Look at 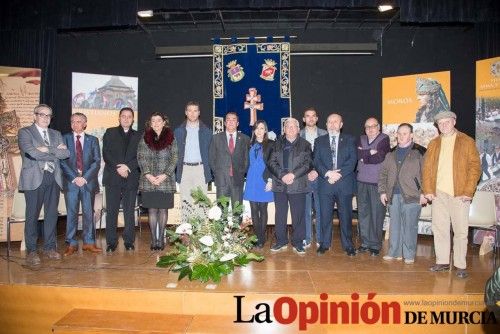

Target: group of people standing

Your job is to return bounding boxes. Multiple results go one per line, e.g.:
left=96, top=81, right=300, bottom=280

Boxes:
left=18, top=103, right=481, bottom=279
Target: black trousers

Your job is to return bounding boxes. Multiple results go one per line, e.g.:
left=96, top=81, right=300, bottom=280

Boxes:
left=105, top=185, right=138, bottom=246
left=273, top=192, right=306, bottom=248
left=250, top=201, right=269, bottom=245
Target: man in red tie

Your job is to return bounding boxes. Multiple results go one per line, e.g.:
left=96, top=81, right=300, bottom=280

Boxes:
left=209, top=112, right=250, bottom=209
left=60, top=113, right=102, bottom=256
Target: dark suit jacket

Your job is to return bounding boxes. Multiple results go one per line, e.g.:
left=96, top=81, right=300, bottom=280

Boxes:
left=102, top=126, right=140, bottom=189
left=313, top=133, right=357, bottom=195
left=60, top=132, right=101, bottom=193
left=18, top=124, right=70, bottom=191
left=267, top=136, right=312, bottom=194
left=209, top=131, right=250, bottom=187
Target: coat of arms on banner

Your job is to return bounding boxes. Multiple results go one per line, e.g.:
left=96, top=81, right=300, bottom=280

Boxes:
left=226, top=60, right=245, bottom=82
left=260, top=59, right=277, bottom=81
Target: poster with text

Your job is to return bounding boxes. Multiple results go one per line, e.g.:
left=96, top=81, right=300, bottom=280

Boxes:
left=382, top=71, right=450, bottom=148
left=475, top=56, right=500, bottom=192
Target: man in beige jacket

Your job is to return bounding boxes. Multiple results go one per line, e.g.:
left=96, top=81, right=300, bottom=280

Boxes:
left=422, top=111, right=481, bottom=278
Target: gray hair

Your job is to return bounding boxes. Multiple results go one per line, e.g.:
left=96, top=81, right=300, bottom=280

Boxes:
left=284, top=117, right=300, bottom=128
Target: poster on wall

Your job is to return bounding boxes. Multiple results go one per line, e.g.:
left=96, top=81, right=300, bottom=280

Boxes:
left=382, top=71, right=451, bottom=148
left=0, top=66, right=41, bottom=241
left=72, top=72, right=139, bottom=186
left=72, top=72, right=139, bottom=229
left=475, top=56, right=500, bottom=192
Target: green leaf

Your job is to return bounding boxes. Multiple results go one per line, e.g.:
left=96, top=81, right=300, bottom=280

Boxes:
left=178, top=267, right=192, bottom=281
left=156, top=254, right=178, bottom=267
left=246, top=252, right=265, bottom=262
left=233, top=255, right=251, bottom=266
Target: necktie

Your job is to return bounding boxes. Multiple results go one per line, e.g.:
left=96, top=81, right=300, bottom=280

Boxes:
left=229, top=134, right=235, bottom=176
left=76, top=135, right=83, bottom=175
left=43, top=130, right=55, bottom=173
left=331, top=136, right=337, bottom=169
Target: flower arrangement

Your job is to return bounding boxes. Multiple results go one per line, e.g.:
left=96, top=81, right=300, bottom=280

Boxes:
left=157, top=187, right=264, bottom=283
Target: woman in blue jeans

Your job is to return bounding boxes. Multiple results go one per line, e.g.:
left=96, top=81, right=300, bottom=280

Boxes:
left=378, top=123, right=427, bottom=264
left=243, top=120, right=274, bottom=248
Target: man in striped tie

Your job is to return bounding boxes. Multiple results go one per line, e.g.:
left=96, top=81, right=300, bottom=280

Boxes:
left=18, top=104, right=70, bottom=266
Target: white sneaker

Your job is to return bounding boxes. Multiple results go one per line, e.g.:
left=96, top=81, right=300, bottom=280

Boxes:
left=383, top=255, right=403, bottom=261
left=404, top=259, right=415, bottom=264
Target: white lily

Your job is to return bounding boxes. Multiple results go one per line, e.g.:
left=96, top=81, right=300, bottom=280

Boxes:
left=175, top=223, right=193, bottom=235
left=199, top=235, right=214, bottom=247
left=207, top=206, right=222, bottom=220
left=220, top=253, right=237, bottom=262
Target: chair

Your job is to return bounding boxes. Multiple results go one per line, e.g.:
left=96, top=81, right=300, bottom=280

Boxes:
left=468, top=191, right=498, bottom=264
left=6, top=191, right=44, bottom=258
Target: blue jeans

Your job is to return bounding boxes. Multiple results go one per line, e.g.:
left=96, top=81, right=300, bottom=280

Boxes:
left=304, top=178, right=321, bottom=244
left=387, top=194, right=421, bottom=260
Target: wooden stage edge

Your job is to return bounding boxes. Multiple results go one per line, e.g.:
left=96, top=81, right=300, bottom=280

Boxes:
left=0, top=284, right=497, bottom=334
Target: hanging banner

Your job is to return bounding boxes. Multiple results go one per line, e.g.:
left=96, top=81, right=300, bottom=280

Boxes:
left=213, top=41, right=291, bottom=136
left=475, top=56, right=500, bottom=192
left=382, top=71, right=451, bottom=147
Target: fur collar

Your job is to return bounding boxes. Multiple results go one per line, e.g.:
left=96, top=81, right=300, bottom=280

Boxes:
left=144, top=127, right=174, bottom=151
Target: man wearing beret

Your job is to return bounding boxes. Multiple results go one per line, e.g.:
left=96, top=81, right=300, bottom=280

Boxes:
left=422, top=111, right=481, bottom=278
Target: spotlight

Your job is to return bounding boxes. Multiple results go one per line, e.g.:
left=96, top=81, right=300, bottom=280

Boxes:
left=137, top=10, right=154, bottom=18
left=378, top=5, right=393, bottom=12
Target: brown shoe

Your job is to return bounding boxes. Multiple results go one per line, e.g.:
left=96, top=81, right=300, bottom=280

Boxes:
left=82, top=244, right=102, bottom=253
left=64, top=246, right=78, bottom=257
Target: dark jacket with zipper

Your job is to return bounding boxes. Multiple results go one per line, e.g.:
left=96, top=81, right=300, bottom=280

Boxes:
left=378, top=142, right=426, bottom=204
left=267, top=135, right=312, bottom=194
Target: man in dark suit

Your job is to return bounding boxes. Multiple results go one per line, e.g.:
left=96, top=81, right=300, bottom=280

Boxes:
left=209, top=112, right=250, bottom=208
left=102, top=107, right=140, bottom=252
left=60, top=113, right=101, bottom=256
left=18, top=104, right=70, bottom=266
left=314, top=113, right=357, bottom=256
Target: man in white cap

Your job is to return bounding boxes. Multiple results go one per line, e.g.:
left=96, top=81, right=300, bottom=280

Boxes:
left=422, top=111, right=481, bottom=278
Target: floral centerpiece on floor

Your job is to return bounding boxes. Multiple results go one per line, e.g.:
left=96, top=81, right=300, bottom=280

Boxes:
left=157, top=188, right=264, bottom=283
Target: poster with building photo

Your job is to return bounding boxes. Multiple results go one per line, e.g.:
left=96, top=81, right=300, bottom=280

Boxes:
left=382, top=71, right=451, bottom=148
left=72, top=72, right=139, bottom=183
left=72, top=72, right=139, bottom=229
left=475, top=56, right=500, bottom=192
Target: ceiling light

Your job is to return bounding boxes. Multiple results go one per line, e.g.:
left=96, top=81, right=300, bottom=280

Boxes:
left=137, top=10, right=154, bottom=18
left=378, top=5, right=393, bottom=12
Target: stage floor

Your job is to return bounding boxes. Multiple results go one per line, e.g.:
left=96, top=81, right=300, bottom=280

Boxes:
left=0, top=222, right=496, bottom=295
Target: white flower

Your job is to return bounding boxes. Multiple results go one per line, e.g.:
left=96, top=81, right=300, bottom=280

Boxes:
left=199, top=235, right=214, bottom=247
left=175, top=223, right=193, bottom=235
left=220, top=253, right=237, bottom=262
left=187, top=255, right=196, bottom=262
left=227, top=216, right=233, bottom=227
left=223, top=241, right=229, bottom=248
left=208, top=206, right=222, bottom=220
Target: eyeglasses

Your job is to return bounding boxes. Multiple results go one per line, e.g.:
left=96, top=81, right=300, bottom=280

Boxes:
left=35, top=112, right=53, bottom=119
left=365, top=124, right=379, bottom=129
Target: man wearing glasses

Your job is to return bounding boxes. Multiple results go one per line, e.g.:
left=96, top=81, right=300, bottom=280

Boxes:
left=356, top=118, right=390, bottom=256
left=18, top=104, right=69, bottom=266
